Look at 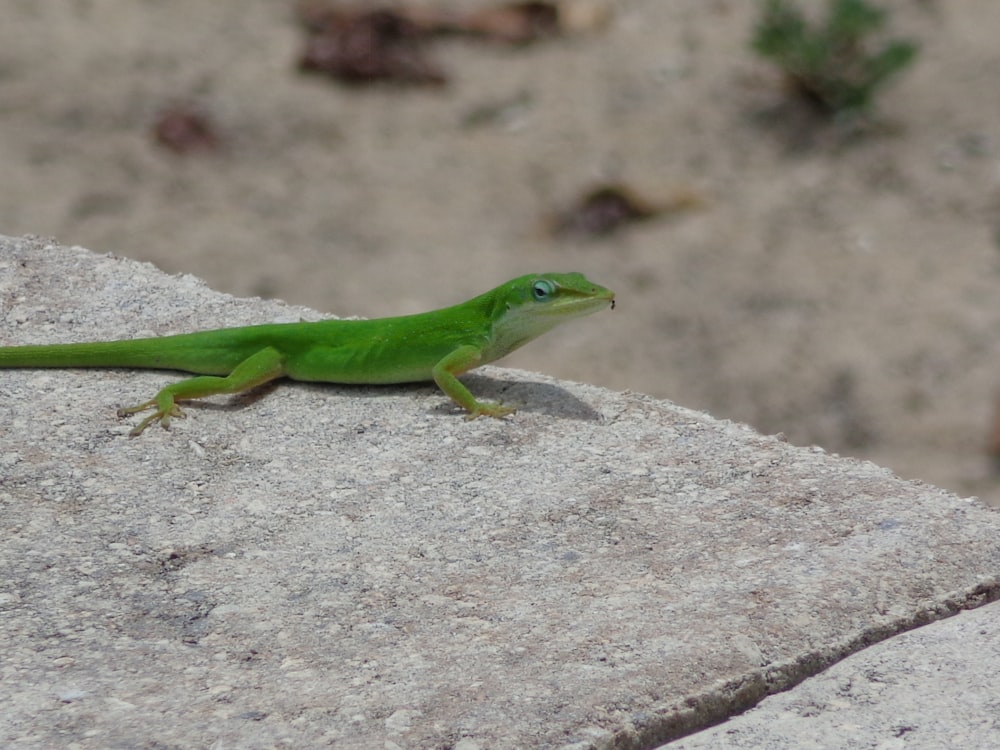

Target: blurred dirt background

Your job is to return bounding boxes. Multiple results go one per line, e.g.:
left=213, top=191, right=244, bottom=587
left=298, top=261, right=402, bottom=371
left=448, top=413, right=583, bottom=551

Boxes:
left=2, top=0, right=999, bottom=505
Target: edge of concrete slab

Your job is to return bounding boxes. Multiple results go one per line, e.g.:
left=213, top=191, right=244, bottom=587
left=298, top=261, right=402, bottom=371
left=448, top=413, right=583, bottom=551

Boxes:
left=648, top=579, right=999, bottom=748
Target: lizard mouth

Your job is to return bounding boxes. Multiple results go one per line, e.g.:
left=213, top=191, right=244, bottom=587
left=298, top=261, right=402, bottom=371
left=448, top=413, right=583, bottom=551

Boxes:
left=546, top=291, right=615, bottom=320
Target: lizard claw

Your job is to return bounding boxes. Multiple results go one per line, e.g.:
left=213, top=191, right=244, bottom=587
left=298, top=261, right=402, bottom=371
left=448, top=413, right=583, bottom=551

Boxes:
left=465, top=402, right=516, bottom=420
left=119, top=399, right=185, bottom=437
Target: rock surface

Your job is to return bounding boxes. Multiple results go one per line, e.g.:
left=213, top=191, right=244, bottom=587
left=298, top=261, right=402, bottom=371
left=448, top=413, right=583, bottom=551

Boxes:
left=2, top=236, right=999, bottom=748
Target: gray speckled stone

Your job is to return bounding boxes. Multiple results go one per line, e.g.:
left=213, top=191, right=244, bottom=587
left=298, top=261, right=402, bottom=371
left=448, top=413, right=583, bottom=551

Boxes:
left=2, top=236, right=999, bottom=749
left=663, top=600, right=1000, bottom=749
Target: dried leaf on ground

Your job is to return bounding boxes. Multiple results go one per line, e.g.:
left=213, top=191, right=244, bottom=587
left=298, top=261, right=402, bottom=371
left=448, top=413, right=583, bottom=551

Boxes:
left=550, top=184, right=704, bottom=238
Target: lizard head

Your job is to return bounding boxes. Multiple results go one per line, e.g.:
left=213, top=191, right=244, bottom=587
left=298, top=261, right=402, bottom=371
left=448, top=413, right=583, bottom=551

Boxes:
left=487, top=272, right=615, bottom=356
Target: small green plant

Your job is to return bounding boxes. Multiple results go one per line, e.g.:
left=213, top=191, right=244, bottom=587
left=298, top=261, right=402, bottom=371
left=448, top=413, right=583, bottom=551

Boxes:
left=752, top=0, right=918, bottom=118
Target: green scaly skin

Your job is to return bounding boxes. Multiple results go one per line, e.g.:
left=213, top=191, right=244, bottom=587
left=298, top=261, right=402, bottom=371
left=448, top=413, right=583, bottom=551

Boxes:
left=0, top=272, right=615, bottom=436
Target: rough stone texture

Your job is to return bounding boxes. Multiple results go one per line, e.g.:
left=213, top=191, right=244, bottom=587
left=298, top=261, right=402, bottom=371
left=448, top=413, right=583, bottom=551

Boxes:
left=4, top=0, right=1000, bottom=505
left=2, top=236, right=999, bottom=749
left=665, top=600, right=1000, bottom=750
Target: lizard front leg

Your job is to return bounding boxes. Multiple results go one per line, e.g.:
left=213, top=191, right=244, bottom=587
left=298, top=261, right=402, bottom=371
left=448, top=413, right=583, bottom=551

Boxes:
left=432, top=345, right=515, bottom=419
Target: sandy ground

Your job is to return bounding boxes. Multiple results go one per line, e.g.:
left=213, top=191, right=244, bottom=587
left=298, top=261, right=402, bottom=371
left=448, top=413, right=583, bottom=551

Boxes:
left=1, top=0, right=999, bottom=505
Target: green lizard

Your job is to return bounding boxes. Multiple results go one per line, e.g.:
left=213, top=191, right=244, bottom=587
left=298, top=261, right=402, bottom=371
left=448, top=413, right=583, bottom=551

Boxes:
left=0, top=272, right=614, bottom=436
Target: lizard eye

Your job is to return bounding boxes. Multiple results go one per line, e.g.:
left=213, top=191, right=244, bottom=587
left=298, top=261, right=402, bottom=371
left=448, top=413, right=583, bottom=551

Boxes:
left=532, top=279, right=555, bottom=301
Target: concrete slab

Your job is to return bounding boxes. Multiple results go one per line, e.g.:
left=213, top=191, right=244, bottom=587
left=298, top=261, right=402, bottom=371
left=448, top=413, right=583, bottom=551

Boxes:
left=2, top=236, right=999, bottom=749
left=664, top=600, right=1000, bottom=749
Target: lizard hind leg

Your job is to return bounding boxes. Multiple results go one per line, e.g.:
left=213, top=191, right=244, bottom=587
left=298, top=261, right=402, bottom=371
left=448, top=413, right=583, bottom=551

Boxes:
left=117, top=346, right=287, bottom=437
left=117, top=393, right=186, bottom=437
